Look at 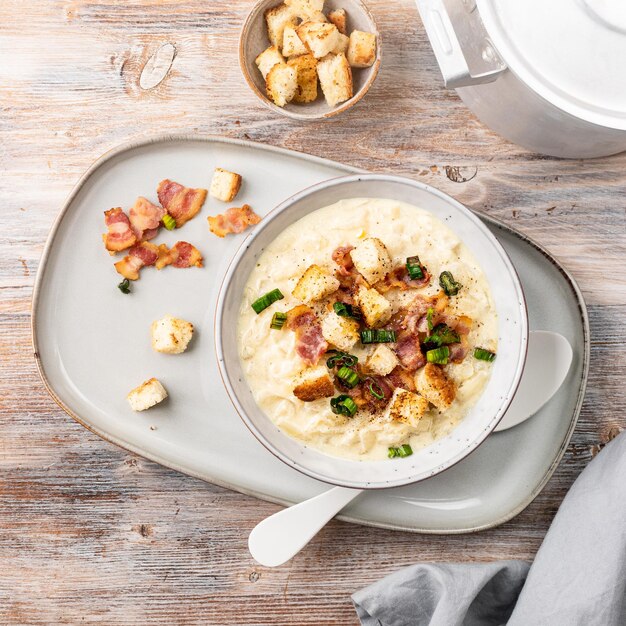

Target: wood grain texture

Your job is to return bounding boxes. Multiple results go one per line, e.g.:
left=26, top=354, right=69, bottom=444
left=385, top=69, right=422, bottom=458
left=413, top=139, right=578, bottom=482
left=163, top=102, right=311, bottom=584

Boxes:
left=1, top=0, right=625, bottom=623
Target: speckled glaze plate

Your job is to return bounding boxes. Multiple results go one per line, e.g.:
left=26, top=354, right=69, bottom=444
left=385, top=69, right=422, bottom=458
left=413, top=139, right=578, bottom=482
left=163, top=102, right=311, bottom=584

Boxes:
left=32, top=135, right=589, bottom=533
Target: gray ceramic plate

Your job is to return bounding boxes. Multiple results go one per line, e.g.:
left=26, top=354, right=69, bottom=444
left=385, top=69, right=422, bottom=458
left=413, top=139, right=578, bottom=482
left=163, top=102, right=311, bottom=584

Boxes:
left=32, top=135, right=589, bottom=533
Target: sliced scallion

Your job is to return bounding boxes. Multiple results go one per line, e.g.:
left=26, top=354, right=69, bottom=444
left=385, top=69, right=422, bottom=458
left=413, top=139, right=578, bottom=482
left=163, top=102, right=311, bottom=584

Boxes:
left=118, top=279, right=131, bottom=294
left=388, top=447, right=399, bottom=459
left=270, top=311, right=287, bottom=330
left=251, top=288, right=284, bottom=314
left=331, top=395, right=357, bottom=418
left=426, top=307, right=434, bottom=331
left=326, top=350, right=358, bottom=368
left=439, top=271, right=462, bottom=296
left=397, top=444, right=413, bottom=457
left=406, top=256, right=424, bottom=280
left=424, top=323, right=460, bottom=348
left=337, top=365, right=360, bottom=388
left=360, top=329, right=397, bottom=344
left=426, top=346, right=450, bottom=365
left=162, top=213, right=176, bottom=230
left=333, top=301, right=361, bottom=319
left=474, top=347, right=496, bottom=362
left=367, top=379, right=385, bottom=400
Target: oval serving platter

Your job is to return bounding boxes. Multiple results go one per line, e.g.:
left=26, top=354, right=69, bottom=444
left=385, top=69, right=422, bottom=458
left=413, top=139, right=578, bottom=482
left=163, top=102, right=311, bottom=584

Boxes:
left=32, top=135, right=589, bottom=534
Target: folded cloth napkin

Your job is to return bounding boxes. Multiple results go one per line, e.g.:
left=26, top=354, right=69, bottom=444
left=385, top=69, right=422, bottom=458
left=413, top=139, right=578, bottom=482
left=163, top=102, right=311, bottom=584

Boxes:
left=352, top=429, right=626, bottom=626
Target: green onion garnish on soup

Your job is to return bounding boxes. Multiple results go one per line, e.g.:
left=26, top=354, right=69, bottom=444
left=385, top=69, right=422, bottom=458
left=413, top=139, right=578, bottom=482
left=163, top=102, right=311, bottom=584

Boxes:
left=367, top=379, right=385, bottom=400
left=337, top=365, right=360, bottom=388
left=326, top=350, right=358, bottom=368
left=388, top=444, right=413, bottom=458
left=474, top=347, right=497, bottom=362
left=406, top=256, right=424, bottom=280
left=333, top=301, right=361, bottom=319
left=426, top=307, right=434, bottom=331
left=361, top=329, right=397, bottom=344
left=439, top=271, right=462, bottom=296
left=270, top=311, right=287, bottom=330
left=251, top=288, right=284, bottom=314
left=331, top=395, right=357, bottom=418
left=426, top=346, right=450, bottom=365
left=424, top=323, right=460, bottom=348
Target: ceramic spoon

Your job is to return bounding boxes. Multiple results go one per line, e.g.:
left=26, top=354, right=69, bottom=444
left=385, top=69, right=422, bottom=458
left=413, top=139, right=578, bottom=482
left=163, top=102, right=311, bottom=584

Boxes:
left=249, top=330, right=573, bottom=567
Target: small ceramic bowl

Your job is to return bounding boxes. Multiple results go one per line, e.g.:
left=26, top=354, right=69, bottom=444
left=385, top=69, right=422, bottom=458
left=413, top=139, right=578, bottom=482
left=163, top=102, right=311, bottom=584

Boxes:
left=239, top=0, right=382, bottom=120
left=215, top=174, right=529, bottom=490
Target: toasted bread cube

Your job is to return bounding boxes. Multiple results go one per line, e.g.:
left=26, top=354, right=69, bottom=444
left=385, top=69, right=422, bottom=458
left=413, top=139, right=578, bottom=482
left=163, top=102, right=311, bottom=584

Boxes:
left=127, top=378, right=168, bottom=412
left=292, top=264, right=340, bottom=302
left=293, top=366, right=335, bottom=401
left=255, top=45, right=285, bottom=78
left=355, top=285, right=391, bottom=328
left=385, top=388, right=430, bottom=428
left=288, top=53, right=318, bottom=103
left=333, top=32, right=349, bottom=55
left=210, top=168, right=242, bottom=202
left=327, top=8, right=346, bottom=34
left=282, top=26, right=308, bottom=57
left=366, top=345, right=399, bottom=376
left=351, top=237, right=392, bottom=285
left=297, top=22, right=341, bottom=59
left=151, top=315, right=194, bottom=354
left=347, top=30, right=376, bottom=68
left=265, top=3, right=298, bottom=51
left=307, top=10, right=328, bottom=22
left=266, top=63, right=298, bottom=107
left=415, top=363, right=456, bottom=410
left=317, top=53, right=353, bottom=106
left=321, top=311, right=360, bottom=351
left=285, top=0, right=324, bottom=20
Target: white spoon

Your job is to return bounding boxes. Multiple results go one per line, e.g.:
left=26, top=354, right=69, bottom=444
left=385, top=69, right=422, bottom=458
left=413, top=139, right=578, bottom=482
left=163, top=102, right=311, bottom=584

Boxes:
left=249, top=330, right=573, bottom=567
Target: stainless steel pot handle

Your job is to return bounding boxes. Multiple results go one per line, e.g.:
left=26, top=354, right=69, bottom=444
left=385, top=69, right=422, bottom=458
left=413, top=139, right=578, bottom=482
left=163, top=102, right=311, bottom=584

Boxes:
left=416, top=0, right=507, bottom=88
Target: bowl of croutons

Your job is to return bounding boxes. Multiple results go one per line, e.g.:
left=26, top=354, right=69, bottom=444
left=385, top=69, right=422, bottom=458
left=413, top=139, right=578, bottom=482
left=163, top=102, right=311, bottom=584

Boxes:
left=240, top=0, right=381, bottom=119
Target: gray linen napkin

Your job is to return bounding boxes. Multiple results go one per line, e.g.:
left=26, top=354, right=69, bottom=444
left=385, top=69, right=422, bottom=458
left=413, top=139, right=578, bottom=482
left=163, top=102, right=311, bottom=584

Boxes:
left=353, top=430, right=626, bottom=626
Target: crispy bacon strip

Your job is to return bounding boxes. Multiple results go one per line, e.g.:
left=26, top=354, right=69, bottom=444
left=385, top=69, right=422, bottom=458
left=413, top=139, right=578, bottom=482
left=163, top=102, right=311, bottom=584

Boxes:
left=157, top=179, right=207, bottom=228
left=384, top=366, right=417, bottom=392
left=393, top=332, right=426, bottom=372
left=285, top=305, right=328, bottom=366
left=332, top=245, right=355, bottom=276
left=155, top=242, right=203, bottom=270
left=114, top=242, right=159, bottom=280
left=208, top=204, right=261, bottom=238
left=129, top=197, right=166, bottom=241
left=375, top=266, right=431, bottom=293
left=103, top=208, right=137, bottom=253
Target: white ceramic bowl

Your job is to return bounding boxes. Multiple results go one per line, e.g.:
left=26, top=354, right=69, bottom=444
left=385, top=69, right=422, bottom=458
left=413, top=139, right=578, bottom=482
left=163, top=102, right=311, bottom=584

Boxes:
left=215, top=174, right=528, bottom=489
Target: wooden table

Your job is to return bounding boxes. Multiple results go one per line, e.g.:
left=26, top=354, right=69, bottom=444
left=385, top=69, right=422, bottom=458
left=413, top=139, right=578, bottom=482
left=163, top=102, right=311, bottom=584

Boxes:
left=2, top=1, right=624, bottom=623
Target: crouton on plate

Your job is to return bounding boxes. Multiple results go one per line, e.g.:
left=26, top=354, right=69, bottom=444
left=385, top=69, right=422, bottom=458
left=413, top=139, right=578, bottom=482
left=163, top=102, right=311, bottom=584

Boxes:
left=293, top=366, right=335, bottom=401
left=350, top=237, right=392, bottom=284
left=321, top=310, right=360, bottom=352
left=285, top=0, right=324, bottom=20
left=292, top=264, right=340, bottom=302
left=366, top=344, right=399, bottom=376
left=210, top=168, right=242, bottom=202
left=297, top=22, right=341, bottom=59
left=266, top=63, right=298, bottom=107
left=265, top=3, right=298, bottom=51
left=385, top=388, right=429, bottom=428
left=415, top=363, right=456, bottom=409
left=347, top=30, right=377, bottom=68
left=288, top=53, right=318, bottom=103
left=333, top=32, right=349, bottom=55
left=327, top=8, right=347, bottom=34
left=282, top=26, right=308, bottom=57
left=151, top=315, right=194, bottom=354
left=317, top=53, right=353, bottom=106
left=355, top=285, right=392, bottom=328
left=127, top=378, right=168, bottom=412
left=255, top=45, right=285, bottom=78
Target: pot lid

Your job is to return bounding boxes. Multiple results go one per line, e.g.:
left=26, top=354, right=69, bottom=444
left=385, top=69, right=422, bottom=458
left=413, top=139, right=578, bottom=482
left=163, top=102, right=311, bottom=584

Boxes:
left=477, top=0, right=626, bottom=130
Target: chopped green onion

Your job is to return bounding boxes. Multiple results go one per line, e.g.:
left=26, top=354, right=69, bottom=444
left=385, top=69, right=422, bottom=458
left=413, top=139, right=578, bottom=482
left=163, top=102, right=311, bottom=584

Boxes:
left=326, top=350, right=358, bottom=368
left=406, top=256, right=424, bottom=280
left=367, top=378, right=385, bottom=400
left=337, top=365, right=360, bottom=388
left=162, top=213, right=176, bottom=230
left=424, top=323, right=460, bottom=349
left=251, top=288, right=284, bottom=314
left=360, top=329, right=397, bottom=344
left=397, top=444, right=413, bottom=457
left=331, top=395, right=358, bottom=418
left=426, top=346, right=450, bottom=365
left=388, top=447, right=398, bottom=458
left=426, top=307, right=434, bottom=331
left=474, top=347, right=496, bottom=362
left=439, top=271, right=462, bottom=296
left=333, top=301, right=361, bottom=319
left=117, top=279, right=131, bottom=294
left=270, top=312, right=287, bottom=330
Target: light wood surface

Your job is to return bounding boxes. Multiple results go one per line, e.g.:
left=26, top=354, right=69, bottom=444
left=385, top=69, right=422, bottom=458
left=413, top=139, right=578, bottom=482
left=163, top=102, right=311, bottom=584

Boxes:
left=1, top=1, right=625, bottom=624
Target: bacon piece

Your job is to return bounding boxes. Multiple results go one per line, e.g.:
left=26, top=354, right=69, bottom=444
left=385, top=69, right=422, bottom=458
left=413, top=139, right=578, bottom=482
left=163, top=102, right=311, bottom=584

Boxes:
left=332, top=245, right=355, bottom=276
left=393, top=332, right=426, bottom=372
left=103, top=208, right=137, bottom=253
left=208, top=205, right=261, bottom=238
left=375, top=266, right=431, bottom=293
left=114, top=242, right=159, bottom=280
left=129, top=197, right=166, bottom=241
left=157, top=179, right=207, bottom=228
left=285, top=305, right=328, bottom=366
left=384, top=366, right=417, bottom=392
left=155, top=242, right=203, bottom=270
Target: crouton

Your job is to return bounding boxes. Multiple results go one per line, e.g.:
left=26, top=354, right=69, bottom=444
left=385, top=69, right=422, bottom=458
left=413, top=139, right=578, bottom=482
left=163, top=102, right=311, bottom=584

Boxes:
left=292, top=264, right=340, bottom=302
left=321, top=311, right=360, bottom=351
left=415, top=363, right=456, bottom=410
left=327, top=8, right=346, bottom=34
left=355, top=285, right=391, bottom=328
left=287, top=53, right=318, bottom=103
left=127, top=378, right=168, bottom=412
left=285, top=0, right=324, bottom=20
left=293, top=366, right=335, bottom=401
left=385, top=388, right=429, bottom=428
left=297, top=22, right=341, bottom=59
left=266, top=63, right=298, bottom=107
left=282, top=26, right=308, bottom=57
left=255, top=45, right=285, bottom=79
left=209, top=168, right=242, bottom=202
left=351, top=237, right=392, bottom=285
left=151, top=315, right=194, bottom=354
left=366, top=344, right=399, bottom=376
left=307, top=10, right=328, bottom=22
left=333, top=32, right=349, bottom=55
left=317, top=53, right=353, bottom=106
left=347, top=30, right=377, bottom=68
left=265, top=3, right=298, bottom=51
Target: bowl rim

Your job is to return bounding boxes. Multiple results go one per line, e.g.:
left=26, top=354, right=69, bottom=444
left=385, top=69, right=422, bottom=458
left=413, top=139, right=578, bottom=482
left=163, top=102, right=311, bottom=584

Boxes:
left=238, top=0, right=382, bottom=121
left=215, top=173, right=529, bottom=489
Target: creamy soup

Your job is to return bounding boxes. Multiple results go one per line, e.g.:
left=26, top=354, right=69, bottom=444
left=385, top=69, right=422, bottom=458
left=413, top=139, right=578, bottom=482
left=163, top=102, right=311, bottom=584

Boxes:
left=237, top=198, right=498, bottom=461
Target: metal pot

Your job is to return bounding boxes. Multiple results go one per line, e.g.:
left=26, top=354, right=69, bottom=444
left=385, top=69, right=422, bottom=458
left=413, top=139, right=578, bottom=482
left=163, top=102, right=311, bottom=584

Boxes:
left=416, top=0, right=626, bottom=158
